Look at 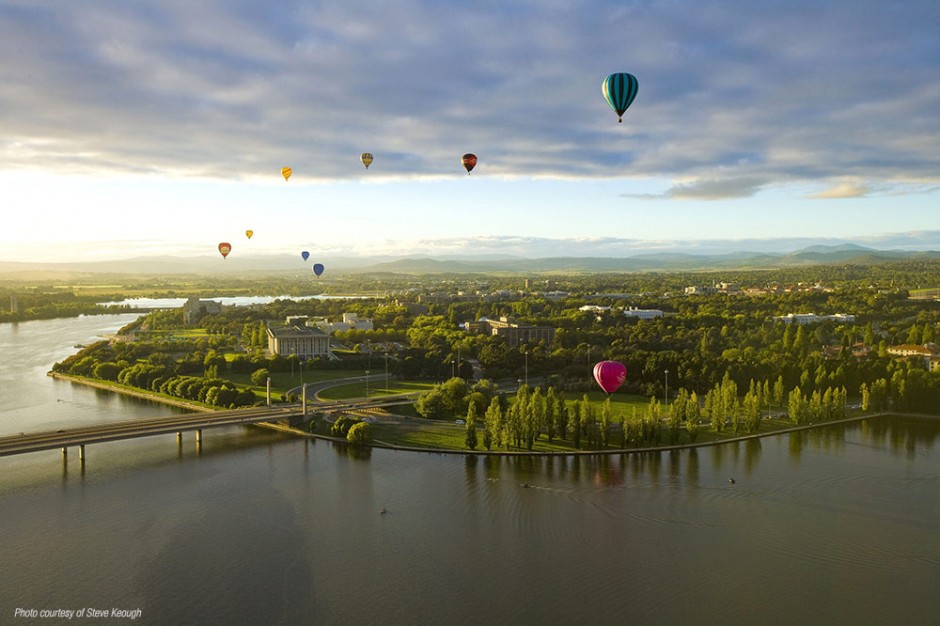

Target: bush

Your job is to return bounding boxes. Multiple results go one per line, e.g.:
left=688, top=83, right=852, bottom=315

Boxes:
left=331, top=416, right=360, bottom=437
left=250, top=368, right=270, bottom=386
left=347, top=422, right=372, bottom=446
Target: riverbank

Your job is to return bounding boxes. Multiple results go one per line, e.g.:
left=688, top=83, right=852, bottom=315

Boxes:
left=51, top=371, right=919, bottom=457
left=49, top=372, right=218, bottom=414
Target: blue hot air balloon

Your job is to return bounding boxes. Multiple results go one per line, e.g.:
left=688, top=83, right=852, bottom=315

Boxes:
left=602, top=73, right=639, bottom=123
left=301, top=251, right=310, bottom=262
left=313, top=263, right=325, bottom=277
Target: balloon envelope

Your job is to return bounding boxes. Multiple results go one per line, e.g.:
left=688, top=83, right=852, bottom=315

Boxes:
left=593, top=360, right=627, bottom=394
left=461, top=153, right=477, bottom=174
left=313, top=263, right=325, bottom=276
left=218, top=242, right=231, bottom=259
left=301, top=250, right=310, bottom=261
left=602, top=73, right=639, bottom=123
left=360, top=153, right=373, bottom=169
left=245, top=230, right=253, bottom=239
left=281, top=166, right=292, bottom=181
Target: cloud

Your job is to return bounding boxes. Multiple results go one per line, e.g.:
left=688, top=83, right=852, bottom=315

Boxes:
left=0, top=0, right=937, bottom=189
left=810, top=181, right=870, bottom=199
left=625, top=176, right=770, bottom=200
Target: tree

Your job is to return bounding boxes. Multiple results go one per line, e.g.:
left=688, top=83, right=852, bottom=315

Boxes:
left=465, top=402, right=479, bottom=450
left=483, top=397, right=502, bottom=450
left=415, top=387, right=447, bottom=420
left=545, top=386, right=558, bottom=441
left=599, top=397, right=611, bottom=448
left=440, top=377, right=469, bottom=417
left=580, top=395, right=596, bottom=448
left=347, top=422, right=372, bottom=446
left=250, top=367, right=270, bottom=386
left=93, top=362, right=122, bottom=381
left=568, top=399, right=581, bottom=448
left=554, top=390, right=568, bottom=439
left=788, top=387, right=807, bottom=425
left=685, top=390, right=700, bottom=442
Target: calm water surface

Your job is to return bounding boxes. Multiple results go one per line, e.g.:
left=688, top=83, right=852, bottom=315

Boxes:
left=1, top=316, right=938, bottom=625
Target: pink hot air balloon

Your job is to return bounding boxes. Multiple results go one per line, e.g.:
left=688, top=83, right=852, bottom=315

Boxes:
left=593, top=360, right=627, bottom=394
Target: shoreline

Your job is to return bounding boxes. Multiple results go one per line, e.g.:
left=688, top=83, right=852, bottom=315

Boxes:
left=49, top=372, right=218, bottom=414
left=51, top=372, right=927, bottom=457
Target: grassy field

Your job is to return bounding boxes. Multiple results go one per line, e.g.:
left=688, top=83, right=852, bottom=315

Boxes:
left=312, top=385, right=869, bottom=454
left=324, top=409, right=869, bottom=454
left=226, top=368, right=370, bottom=399
left=316, top=380, right=435, bottom=400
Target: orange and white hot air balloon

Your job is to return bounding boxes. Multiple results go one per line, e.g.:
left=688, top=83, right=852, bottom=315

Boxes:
left=218, top=242, right=232, bottom=259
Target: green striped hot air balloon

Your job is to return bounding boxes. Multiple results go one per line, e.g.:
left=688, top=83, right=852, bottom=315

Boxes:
left=602, top=73, right=639, bottom=123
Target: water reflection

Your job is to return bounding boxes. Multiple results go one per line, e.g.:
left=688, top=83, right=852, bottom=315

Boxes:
left=591, top=454, right=625, bottom=487
left=783, top=416, right=939, bottom=463
left=859, top=416, right=940, bottom=459
left=710, top=441, right=727, bottom=473
left=686, top=448, right=699, bottom=486
left=743, top=439, right=762, bottom=477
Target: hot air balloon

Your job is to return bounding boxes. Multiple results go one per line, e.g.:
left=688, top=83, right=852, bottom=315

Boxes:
left=281, top=166, right=292, bottom=181
left=218, top=242, right=232, bottom=259
left=245, top=230, right=254, bottom=239
left=593, top=360, right=626, bottom=394
left=461, top=153, right=477, bottom=174
left=602, top=73, right=639, bottom=123
left=313, top=263, right=325, bottom=277
left=301, top=251, right=310, bottom=262
left=360, top=153, right=373, bottom=169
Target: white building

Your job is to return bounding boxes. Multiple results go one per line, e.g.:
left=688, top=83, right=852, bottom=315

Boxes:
left=313, top=312, right=374, bottom=334
left=623, top=307, right=663, bottom=320
left=773, top=313, right=856, bottom=325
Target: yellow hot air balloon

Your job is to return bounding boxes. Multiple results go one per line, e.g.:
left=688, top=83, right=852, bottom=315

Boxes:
left=245, top=230, right=254, bottom=239
left=281, top=167, right=292, bottom=181
left=360, top=153, right=374, bottom=169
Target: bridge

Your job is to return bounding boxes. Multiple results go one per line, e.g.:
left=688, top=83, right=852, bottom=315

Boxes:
left=1, top=390, right=420, bottom=461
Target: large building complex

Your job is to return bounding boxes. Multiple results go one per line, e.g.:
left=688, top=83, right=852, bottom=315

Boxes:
left=312, top=312, right=374, bottom=334
left=773, top=313, right=856, bottom=325
left=464, top=316, right=555, bottom=347
left=183, top=297, right=223, bottom=325
left=266, top=322, right=332, bottom=359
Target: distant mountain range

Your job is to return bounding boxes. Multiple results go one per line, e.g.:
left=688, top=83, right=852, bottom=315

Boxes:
left=1, top=244, right=939, bottom=279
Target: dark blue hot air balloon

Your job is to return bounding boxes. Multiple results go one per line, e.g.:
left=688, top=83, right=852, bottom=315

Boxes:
left=313, top=263, right=324, bottom=277
left=301, top=250, right=310, bottom=262
left=602, top=73, right=639, bottom=123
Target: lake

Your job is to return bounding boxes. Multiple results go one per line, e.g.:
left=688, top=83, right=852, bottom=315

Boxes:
left=1, top=316, right=938, bottom=625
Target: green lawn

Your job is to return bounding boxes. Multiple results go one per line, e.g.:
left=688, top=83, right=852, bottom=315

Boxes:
left=226, top=369, right=368, bottom=396
left=316, top=380, right=435, bottom=400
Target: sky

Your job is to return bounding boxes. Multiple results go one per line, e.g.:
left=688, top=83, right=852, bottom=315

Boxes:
left=1, top=0, right=938, bottom=263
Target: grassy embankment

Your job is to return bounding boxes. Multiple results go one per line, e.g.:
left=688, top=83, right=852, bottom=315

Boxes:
left=56, top=370, right=874, bottom=454
left=312, top=381, right=869, bottom=453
